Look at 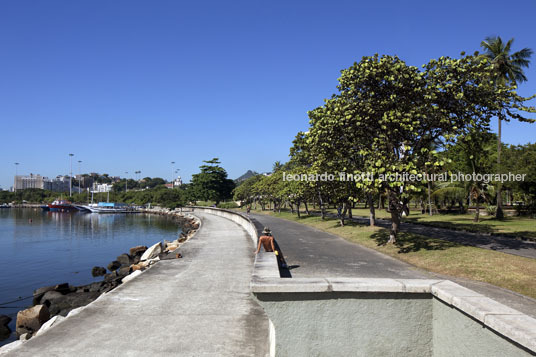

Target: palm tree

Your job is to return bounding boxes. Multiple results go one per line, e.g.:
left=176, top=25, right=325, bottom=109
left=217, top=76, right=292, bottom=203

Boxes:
left=480, top=36, right=533, bottom=219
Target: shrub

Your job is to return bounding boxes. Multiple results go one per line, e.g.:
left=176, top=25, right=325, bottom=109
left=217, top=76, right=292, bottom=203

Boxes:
left=217, top=202, right=238, bottom=209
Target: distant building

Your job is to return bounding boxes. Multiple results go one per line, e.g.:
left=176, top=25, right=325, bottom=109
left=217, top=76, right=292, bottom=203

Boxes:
left=166, top=176, right=183, bottom=189
left=14, top=174, right=70, bottom=192
left=92, top=183, right=113, bottom=193
left=14, top=174, right=46, bottom=190
left=45, top=176, right=70, bottom=192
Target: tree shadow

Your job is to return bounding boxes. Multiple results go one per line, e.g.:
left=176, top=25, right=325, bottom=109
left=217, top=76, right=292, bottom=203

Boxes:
left=404, top=216, right=496, bottom=234
left=371, top=230, right=460, bottom=254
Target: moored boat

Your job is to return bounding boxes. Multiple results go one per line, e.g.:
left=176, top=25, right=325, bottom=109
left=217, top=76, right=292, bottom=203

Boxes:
left=48, top=199, right=78, bottom=212
left=81, top=202, right=137, bottom=213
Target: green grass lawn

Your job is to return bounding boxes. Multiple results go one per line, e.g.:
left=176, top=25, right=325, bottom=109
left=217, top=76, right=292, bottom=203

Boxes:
left=322, top=206, right=536, bottom=240
left=244, top=208, right=536, bottom=299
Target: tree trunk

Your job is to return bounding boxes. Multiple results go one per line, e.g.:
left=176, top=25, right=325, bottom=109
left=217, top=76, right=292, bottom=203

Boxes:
left=339, top=202, right=347, bottom=227
left=380, top=194, right=385, bottom=210
left=297, top=201, right=301, bottom=218
left=496, top=115, right=504, bottom=219
left=427, top=181, right=433, bottom=216
left=290, top=203, right=294, bottom=214
left=348, top=202, right=352, bottom=219
left=388, top=191, right=399, bottom=243
left=318, top=192, right=326, bottom=220
left=304, top=202, right=309, bottom=215
left=474, top=201, right=480, bottom=222
left=368, top=193, right=375, bottom=227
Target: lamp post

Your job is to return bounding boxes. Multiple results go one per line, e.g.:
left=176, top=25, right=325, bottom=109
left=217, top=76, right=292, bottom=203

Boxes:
left=78, top=160, right=82, bottom=194
left=69, top=154, right=74, bottom=197
left=171, top=161, right=175, bottom=187
left=125, top=171, right=128, bottom=192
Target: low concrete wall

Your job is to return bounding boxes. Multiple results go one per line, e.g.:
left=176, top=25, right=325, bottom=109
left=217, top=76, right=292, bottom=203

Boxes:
left=196, top=207, right=536, bottom=356
left=189, top=206, right=258, bottom=246
left=251, top=278, right=536, bottom=356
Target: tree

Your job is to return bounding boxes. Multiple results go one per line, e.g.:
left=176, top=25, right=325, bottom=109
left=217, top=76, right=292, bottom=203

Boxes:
left=480, top=36, right=534, bottom=219
left=302, top=53, right=534, bottom=243
left=190, top=158, right=235, bottom=204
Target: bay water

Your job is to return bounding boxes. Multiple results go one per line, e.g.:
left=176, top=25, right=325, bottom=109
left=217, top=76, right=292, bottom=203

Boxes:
left=0, top=208, right=182, bottom=346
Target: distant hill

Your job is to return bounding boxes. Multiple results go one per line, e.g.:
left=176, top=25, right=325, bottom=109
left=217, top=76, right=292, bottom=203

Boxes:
left=235, top=170, right=259, bottom=183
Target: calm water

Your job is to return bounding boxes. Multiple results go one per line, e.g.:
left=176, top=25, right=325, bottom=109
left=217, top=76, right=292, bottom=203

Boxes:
left=0, top=208, right=181, bottom=345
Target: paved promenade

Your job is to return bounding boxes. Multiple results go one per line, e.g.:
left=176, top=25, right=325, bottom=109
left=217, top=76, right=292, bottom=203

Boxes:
left=5, top=212, right=269, bottom=357
left=250, top=213, right=536, bottom=319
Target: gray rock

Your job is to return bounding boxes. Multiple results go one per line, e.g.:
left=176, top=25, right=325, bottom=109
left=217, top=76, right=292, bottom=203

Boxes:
left=117, top=266, right=131, bottom=278
left=91, top=266, right=107, bottom=277
left=0, top=325, right=11, bottom=341
left=107, top=260, right=121, bottom=272
left=0, top=315, right=11, bottom=326
left=116, top=254, right=132, bottom=267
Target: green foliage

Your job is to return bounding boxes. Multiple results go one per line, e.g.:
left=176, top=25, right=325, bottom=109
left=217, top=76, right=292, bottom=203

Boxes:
left=217, top=202, right=239, bottom=209
left=190, top=158, right=235, bottom=204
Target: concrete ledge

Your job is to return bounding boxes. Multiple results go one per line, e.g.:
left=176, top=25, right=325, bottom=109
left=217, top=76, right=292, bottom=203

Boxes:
left=251, top=278, right=330, bottom=293
left=485, top=314, right=536, bottom=352
left=253, top=252, right=280, bottom=279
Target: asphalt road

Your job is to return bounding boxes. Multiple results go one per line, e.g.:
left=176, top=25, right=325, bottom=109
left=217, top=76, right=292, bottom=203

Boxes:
left=250, top=213, right=430, bottom=279
left=250, top=213, right=536, bottom=319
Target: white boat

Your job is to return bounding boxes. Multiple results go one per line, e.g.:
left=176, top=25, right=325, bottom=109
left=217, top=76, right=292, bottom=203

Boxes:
left=81, top=202, right=137, bottom=213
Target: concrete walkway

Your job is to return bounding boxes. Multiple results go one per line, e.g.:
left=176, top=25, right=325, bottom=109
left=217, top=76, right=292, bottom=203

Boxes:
left=5, top=212, right=269, bottom=357
left=250, top=213, right=536, bottom=319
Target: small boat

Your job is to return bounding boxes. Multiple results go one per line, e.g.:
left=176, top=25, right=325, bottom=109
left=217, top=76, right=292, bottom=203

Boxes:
left=40, top=205, right=50, bottom=211
left=0, top=203, right=11, bottom=208
left=48, top=199, right=78, bottom=212
left=82, top=202, right=137, bottom=213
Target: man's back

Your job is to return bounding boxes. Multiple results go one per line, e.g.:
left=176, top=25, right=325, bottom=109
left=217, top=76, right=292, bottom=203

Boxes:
left=258, top=235, right=275, bottom=252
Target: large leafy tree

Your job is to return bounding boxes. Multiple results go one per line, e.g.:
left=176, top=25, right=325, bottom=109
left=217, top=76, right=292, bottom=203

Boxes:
left=303, top=53, right=534, bottom=243
left=480, top=36, right=534, bottom=218
left=190, top=158, right=235, bottom=204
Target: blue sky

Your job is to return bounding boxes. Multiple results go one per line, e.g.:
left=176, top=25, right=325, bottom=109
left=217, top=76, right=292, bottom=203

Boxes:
left=1, top=0, right=535, bottom=189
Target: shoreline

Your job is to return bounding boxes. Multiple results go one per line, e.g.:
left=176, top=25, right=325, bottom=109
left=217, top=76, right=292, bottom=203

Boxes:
left=0, top=208, right=200, bottom=352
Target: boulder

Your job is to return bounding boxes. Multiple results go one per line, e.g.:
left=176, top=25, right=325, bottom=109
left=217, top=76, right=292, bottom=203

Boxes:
left=116, top=254, right=132, bottom=267
left=34, top=315, right=65, bottom=337
left=32, top=283, right=71, bottom=305
left=0, top=325, right=11, bottom=341
left=129, top=245, right=147, bottom=257
left=0, top=315, right=11, bottom=327
left=140, top=242, right=162, bottom=261
left=117, top=266, right=131, bottom=278
left=16, top=305, right=50, bottom=335
left=107, top=260, right=121, bottom=272
left=91, top=266, right=107, bottom=277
